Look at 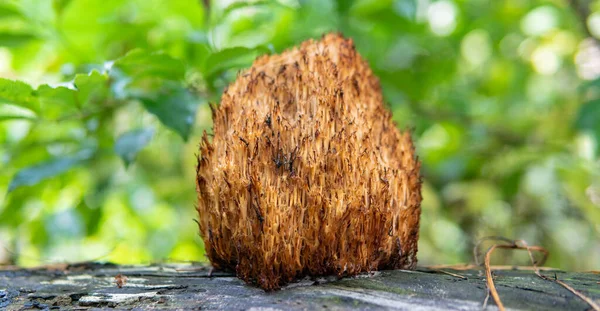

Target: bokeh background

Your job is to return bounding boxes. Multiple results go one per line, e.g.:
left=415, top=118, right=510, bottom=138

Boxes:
left=0, top=0, right=599, bottom=270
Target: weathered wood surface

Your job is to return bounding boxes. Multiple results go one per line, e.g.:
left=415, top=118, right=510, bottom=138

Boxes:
left=0, top=263, right=598, bottom=310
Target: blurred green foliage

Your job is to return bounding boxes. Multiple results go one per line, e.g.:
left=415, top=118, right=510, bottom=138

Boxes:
left=0, top=0, right=599, bottom=270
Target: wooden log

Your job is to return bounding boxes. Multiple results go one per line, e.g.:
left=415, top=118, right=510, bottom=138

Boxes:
left=0, top=263, right=598, bottom=310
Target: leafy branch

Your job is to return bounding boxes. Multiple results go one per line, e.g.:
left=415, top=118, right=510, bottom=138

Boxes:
left=1, top=50, right=201, bottom=192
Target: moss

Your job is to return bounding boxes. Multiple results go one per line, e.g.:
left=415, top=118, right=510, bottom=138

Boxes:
left=196, top=33, right=422, bottom=290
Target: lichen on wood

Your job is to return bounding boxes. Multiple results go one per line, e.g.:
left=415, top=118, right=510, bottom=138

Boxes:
left=196, top=33, right=422, bottom=290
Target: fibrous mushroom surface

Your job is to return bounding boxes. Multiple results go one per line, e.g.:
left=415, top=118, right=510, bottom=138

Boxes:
left=196, top=33, right=422, bottom=290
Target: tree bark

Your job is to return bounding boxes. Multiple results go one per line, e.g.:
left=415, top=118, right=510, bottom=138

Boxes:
left=1, top=263, right=598, bottom=310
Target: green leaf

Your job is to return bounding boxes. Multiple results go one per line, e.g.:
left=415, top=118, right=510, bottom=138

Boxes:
left=75, top=200, right=102, bottom=235
left=0, top=115, right=37, bottom=122
left=222, top=0, right=270, bottom=16
left=575, top=99, right=600, bottom=145
left=0, top=78, right=39, bottom=112
left=53, top=0, right=73, bottom=16
left=8, top=149, right=95, bottom=192
left=190, top=42, right=212, bottom=69
left=335, top=0, right=355, bottom=14
left=0, top=32, right=37, bottom=48
left=579, top=77, right=600, bottom=91
left=209, top=0, right=272, bottom=26
left=349, top=0, right=393, bottom=16
left=114, top=128, right=155, bottom=166
left=36, top=84, right=79, bottom=117
left=113, top=49, right=186, bottom=81
left=32, top=72, right=109, bottom=118
left=0, top=3, right=22, bottom=19
left=140, top=84, right=200, bottom=141
left=74, top=70, right=109, bottom=108
left=203, top=46, right=263, bottom=79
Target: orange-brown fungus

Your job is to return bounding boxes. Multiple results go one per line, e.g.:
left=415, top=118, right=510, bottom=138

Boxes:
left=196, top=33, right=422, bottom=290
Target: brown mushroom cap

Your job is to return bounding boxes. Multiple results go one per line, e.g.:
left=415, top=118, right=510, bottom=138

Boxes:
left=196, top=33, right=422, bottom=290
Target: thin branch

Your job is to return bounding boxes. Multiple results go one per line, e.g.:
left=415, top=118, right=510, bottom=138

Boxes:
left=481, top=239, right=549, bottom=311
left=425, top=264, right=559, bottom=271
left=552, top=278, right=600, bottom=311
left=482, top=289, right=491, bottom=310
left=480, top=238, right=599, bottom=311
left=473, top=236, right=515, bottom=266
left=519, top=239, right=600, bottom=311
left=436, top=269, right=467, bottom=280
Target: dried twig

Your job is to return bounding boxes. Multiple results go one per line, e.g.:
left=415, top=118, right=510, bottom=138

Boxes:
left=479, top=238, right=548, bottom=311
left=426, top=263, right=477, bottom=270
left=436, top=269, right=468, bottom=280
left=482, top=288, right=491, bottom=310
left=516, top=240, right=600, bottom=311
left=438, top=269, right=468, bottom=280
left=478, top=238, right=599, bottom=311
left=483, top=244, right=507, bottom=311
left=426, top=263, right=559, bottom=271
left=474, top=236, right=515, bottom=266
left=552, top=278, right=600, bottom=311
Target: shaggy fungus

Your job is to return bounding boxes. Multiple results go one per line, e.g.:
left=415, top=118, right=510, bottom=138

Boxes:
left=196, top=33, right=422, bottom=290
